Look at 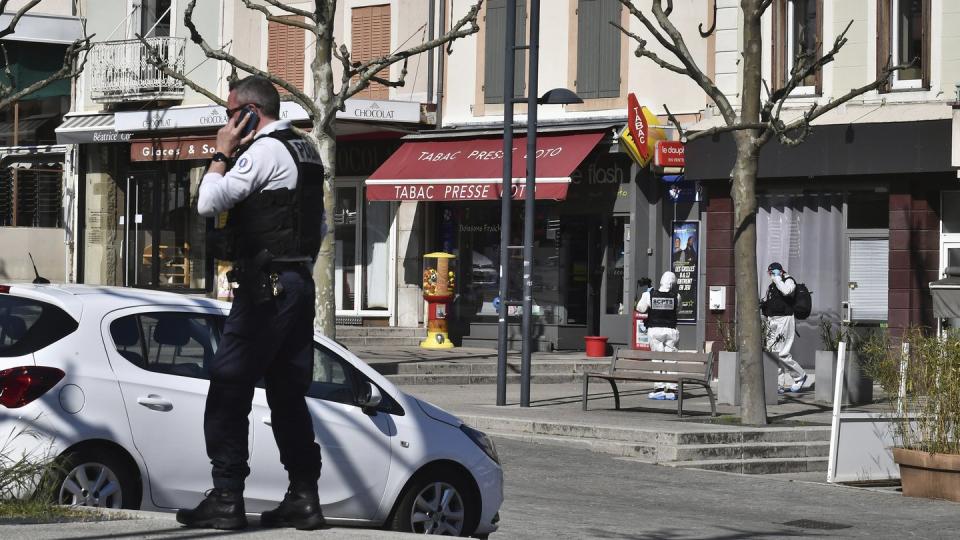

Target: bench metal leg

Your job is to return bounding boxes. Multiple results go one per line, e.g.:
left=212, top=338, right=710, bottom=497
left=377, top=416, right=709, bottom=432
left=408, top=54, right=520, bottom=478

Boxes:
left=677, top=380, right=685, bottom=417
left=608, top=379, right=621, bottom=410
left=582, top=375, right=589, bottom=411
left=704, top=383, right=718, bottom=417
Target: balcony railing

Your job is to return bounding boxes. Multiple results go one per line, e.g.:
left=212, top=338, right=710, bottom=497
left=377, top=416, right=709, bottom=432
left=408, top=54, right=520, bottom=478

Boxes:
left=88, top=37, right=186, bottom=103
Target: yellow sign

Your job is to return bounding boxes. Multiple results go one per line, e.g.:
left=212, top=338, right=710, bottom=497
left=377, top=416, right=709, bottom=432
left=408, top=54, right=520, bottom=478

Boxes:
left=620, top=101, right=667, bottom=167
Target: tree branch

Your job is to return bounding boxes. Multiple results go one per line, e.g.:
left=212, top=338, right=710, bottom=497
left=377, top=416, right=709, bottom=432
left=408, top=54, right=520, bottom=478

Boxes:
left=334, top=1, right=482, bottom=111
left=0, top=0, right=42, bottom=41
left=135, top=33, right=226, bottom=106
left=758, top=0, right=774, bottom=16
left=257, top=0, right=318, bottom=21
left=241, top=0, right=318, bottom=31
left=611, top=22, right=687, bottom=75
left=684, top=121, right=768, bottom=143
left=0, top=35, right=92, bottom=110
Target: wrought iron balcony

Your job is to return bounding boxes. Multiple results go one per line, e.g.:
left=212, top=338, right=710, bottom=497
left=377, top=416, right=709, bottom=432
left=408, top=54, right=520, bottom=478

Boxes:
left=88, top=37, right=186, bottom=103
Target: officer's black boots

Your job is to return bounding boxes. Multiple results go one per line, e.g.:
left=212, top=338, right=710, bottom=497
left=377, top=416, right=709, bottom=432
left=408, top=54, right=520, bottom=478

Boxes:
left=175, top=488, right=248, bottom=530
left=260, top=480, right=327, bottom=530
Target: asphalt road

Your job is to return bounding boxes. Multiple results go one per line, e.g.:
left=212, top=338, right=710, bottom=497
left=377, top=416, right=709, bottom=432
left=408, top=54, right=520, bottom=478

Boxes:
left=2, top=436, right=959, bottom=538
left=492, top=436, right=960, bottom=539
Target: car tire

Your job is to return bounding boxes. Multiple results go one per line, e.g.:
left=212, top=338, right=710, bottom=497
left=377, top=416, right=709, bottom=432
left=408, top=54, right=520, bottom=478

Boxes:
left=52, top=448, right=141, bottom=510
left=390, top=469, right=477, bottom=536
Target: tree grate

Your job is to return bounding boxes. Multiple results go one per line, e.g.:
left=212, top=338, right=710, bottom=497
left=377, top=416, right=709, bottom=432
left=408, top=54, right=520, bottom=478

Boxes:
left=783, top=519, right=851, bottom=530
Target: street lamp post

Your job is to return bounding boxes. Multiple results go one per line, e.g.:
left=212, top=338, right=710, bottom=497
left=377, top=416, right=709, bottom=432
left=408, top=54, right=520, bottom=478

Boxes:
left=497, top=0, right=581, bottom=407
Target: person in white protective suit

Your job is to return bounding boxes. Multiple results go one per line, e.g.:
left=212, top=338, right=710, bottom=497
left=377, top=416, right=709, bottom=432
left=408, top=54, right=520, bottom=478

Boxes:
left=636, top=271, right=681, bottom=400
left=761, top=262, right=807, bottom=393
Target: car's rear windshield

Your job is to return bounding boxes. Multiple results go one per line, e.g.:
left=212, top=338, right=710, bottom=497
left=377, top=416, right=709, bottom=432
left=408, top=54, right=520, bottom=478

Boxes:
left=0, top=295, right=79, bottom=357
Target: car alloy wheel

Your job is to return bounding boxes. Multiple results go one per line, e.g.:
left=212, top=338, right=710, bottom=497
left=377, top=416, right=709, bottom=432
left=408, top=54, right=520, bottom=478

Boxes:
left=59, top=462, right=124, bottom=508
left=408, top=481, right=466, bottom=535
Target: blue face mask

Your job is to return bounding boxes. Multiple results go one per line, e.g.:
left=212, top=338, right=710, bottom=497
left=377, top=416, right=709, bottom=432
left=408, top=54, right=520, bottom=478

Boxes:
left=771, top=269, right=781, bottom=277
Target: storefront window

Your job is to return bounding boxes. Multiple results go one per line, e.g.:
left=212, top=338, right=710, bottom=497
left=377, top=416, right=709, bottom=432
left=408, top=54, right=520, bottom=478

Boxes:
left=0, top=156, right=64, bottom=227
left=335, top=186, right=358, bottom=311
left=363, top=200, right=390, bottom=310
left=943, top=192, right=960, bottom=234
left=605, top=216, right=627, bottom=314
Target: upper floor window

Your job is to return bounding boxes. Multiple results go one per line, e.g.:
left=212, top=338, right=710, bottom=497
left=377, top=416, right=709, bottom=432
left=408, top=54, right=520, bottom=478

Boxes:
left=878, top=0, right=929, bottom=91
left=140, top=0, right=171, bottom=38
left=483, top=0, right=526, bottom=105
left=575, top=0, right=622, bottom=100
left=268, top=16, right=306, bottom=93
left=351, top=5, right=391, bottom=100
left=773, top=0, right=822, bottom=96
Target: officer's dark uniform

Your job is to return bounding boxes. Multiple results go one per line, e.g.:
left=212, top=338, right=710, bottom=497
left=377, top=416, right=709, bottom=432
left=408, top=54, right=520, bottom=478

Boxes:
left=205, top=128, right=325, bottom=494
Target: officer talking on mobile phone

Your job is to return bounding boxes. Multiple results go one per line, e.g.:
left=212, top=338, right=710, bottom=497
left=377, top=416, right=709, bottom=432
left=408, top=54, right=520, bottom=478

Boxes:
left=176, top=75, right=326, bottom=531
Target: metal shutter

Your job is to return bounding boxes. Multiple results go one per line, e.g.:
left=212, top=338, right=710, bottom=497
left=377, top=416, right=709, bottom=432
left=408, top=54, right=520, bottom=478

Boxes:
left=848, top=238, right=889, bottom=321
left=351, top=5, right=391, bottom=100
left=484, top=0, right=526, bottom=104
left=268, top=16, right=306, bottom=92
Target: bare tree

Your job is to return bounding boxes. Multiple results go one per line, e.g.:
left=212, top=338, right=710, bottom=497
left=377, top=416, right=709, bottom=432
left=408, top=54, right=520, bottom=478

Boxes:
left=614, top=0, right=911, bottom=424
left=137, top=0, right=482, bottom=338
left=0, top=0, right=92, bottom=111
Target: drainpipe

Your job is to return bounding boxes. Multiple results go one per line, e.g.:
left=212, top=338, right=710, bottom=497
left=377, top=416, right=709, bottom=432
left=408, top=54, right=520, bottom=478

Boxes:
left=427, top=0, right=435, bottom=103
left=435, top=0, right=447, bottom=128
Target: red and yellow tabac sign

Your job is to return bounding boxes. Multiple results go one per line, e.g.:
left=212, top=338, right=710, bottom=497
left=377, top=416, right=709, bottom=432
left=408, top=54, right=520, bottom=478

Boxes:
left=620, top=93, right=666, bottom=167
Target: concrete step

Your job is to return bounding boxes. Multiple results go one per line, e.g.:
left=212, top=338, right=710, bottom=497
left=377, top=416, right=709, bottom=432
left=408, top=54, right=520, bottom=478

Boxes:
left=666, top=457, right=830, bottom=475
left=385, top=360, right=610, bottom=375
left=667, top=441, right=830, bottom=462
left=385, top=373, right=583, bottom=385
left=336, top=326, right=422, bottom=337
left=468, top=414, right=830, bottom=474
left=338, top=336, right=424, bottom=347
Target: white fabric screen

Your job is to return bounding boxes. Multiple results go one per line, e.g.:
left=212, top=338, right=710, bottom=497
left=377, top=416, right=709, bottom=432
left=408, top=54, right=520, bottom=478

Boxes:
left=848, top=238, right=889, bottom=321
left=756, top=194, right=844, bottom=319
left=364, top=201, right=391, bottom=309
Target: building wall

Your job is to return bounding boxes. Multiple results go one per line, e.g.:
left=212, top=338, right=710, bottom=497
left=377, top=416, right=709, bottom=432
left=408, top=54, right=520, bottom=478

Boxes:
left=0, top=228, right=67, bottom=282
left=888, top=187, right=943, bottom=337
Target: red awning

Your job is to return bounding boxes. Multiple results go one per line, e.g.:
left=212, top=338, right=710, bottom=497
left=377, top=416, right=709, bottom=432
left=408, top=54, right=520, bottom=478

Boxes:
left=365, top=131, right=604, bottom=201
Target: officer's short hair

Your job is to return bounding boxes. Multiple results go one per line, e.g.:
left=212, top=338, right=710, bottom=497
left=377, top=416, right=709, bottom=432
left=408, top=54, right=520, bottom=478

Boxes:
left=229, top=76, right=281, bottom=118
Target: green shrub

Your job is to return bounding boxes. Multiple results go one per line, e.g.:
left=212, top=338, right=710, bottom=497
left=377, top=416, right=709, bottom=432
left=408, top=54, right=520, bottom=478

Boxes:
left=860, top=327, right=960, bottom=455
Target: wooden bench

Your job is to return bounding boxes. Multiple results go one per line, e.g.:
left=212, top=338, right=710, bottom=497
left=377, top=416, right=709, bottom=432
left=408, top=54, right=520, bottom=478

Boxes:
left=582, top=348, right=717, bottom=417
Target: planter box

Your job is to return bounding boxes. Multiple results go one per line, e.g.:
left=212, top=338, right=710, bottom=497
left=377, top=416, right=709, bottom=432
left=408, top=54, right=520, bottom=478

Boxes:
left=717, top=351, right=778, bottom=406
left=894, top=447, right=960, bottom=503
left=814, top=350, right=873, bottom=406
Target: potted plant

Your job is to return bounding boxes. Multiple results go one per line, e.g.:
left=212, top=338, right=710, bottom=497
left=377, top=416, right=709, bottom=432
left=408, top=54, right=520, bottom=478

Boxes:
left=715, top=317, right=778, bottom=406
left=860, top=328, right=960, bottom=502
left=815, top=316, right=873, bottom=405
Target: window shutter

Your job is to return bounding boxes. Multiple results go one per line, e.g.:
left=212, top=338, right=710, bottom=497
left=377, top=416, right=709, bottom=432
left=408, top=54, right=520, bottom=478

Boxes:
left=848, top=238, right=889, bottom=321
left=598, top=0, right=621, bottom=98
left=352, top=5, right=391, bottom=100
left=484, top=0, right=526, bottom=104
left=876, top=0, right=891, bottom=92
left=576, top=0, right=601, bottom=99
left=268, top=16, right=306, bottom=92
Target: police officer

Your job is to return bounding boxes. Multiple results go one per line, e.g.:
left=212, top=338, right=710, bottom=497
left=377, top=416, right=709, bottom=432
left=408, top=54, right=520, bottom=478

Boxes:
left=176, top=76, right=326, bottom=530
left=761, top=262, right=807, bottom=393
left=637, top=271, right=681, bottom=400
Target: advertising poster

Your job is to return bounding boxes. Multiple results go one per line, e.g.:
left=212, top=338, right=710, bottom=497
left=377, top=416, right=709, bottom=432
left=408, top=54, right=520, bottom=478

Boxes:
left=671, top=221, right=699, bottom=321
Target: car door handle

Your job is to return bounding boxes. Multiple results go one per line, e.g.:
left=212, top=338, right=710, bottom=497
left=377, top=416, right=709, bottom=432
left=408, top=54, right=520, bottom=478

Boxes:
left=262, top=416, right=272, bottom=426
left=137, top=395, right=173, bottom=412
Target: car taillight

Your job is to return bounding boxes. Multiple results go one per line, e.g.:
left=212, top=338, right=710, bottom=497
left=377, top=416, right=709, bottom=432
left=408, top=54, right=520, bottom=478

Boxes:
left=0, top=366, right=64, bottom=408
left=0, top=285, right=9, bottom=293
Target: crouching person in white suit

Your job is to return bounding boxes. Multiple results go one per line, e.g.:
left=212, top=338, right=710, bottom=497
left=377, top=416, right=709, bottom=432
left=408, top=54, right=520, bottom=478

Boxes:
left=636, top=271, right=681, bottom=400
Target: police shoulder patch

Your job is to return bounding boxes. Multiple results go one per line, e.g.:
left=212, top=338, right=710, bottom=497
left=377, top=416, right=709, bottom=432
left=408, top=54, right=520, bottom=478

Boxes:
left=235, top=155, right=253, bottom=174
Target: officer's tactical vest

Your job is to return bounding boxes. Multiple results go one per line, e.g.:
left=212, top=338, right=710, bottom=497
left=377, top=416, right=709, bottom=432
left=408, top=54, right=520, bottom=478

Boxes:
left=221, top=129, right=325, bottom=262
left=762, top=277, right=796, bottom=317
left=646, top=290, right=678, bottom=329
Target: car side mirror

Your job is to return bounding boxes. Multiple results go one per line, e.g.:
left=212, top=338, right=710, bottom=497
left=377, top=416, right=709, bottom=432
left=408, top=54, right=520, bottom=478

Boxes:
left=357, top=381, right=383, bottom=412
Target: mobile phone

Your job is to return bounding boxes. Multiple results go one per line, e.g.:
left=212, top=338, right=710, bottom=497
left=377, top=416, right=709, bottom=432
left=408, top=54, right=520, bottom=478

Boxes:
left=237, top=106, right=260, bottom=137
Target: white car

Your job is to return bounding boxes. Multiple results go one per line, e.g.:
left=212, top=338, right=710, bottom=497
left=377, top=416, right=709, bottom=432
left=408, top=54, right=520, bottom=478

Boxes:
left=0, top=283, right=502, bottom=537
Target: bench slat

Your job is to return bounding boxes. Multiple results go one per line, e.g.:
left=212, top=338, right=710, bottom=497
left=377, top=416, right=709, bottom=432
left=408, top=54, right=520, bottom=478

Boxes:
left=611, top=358, right=707, bottom=374
left=586, top=372, right=708, bottom=383
left=616, top=349, right=711, bottom=363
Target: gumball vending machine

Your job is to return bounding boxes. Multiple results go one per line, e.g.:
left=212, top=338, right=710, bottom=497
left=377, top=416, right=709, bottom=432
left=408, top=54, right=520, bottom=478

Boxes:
left=421, top=252, right=456, bottom=349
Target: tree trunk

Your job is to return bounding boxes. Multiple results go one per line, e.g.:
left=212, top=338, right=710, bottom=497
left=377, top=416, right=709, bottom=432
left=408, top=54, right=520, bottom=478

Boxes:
left=735, top=0, right=767, bottom=425
left=312, top=127, right=337, bottom=338
left=730, top=141, right=765, bottom=425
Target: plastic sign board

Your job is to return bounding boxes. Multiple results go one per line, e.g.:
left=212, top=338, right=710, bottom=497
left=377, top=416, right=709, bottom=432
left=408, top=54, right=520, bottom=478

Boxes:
left=655, top=140, right=685, bottom=167
left=624, top=94, right=667, bottom=167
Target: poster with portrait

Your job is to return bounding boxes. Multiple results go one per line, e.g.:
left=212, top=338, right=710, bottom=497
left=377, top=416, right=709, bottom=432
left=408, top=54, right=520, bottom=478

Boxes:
left=671, top=221, right=699, bottom=321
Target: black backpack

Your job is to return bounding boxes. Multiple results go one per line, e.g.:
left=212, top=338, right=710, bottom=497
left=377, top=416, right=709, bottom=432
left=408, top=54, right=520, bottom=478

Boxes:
left=792, top=282, right=813, bottom=320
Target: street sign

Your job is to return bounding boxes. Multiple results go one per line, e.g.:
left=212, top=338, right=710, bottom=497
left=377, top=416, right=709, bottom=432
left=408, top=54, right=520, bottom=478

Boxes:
left=655, top=140, right=685, bottom=167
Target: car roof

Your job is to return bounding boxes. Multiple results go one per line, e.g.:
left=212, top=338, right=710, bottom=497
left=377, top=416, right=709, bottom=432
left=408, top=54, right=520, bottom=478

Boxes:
left=2, top=283, right=227, bottom=320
